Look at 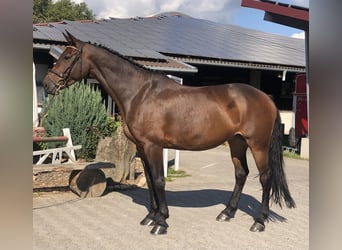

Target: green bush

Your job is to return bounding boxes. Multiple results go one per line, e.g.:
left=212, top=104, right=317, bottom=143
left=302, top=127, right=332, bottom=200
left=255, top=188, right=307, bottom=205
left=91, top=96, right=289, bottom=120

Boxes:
left=42, top=82, right=113, bottom=160
left=103, top=114, right=123, bottom=137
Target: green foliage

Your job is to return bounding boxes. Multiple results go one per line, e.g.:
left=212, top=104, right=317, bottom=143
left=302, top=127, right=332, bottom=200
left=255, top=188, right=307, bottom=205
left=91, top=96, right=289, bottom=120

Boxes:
left=33, top=0, right=95, bottom=23
left=165, top=168, right=190, bottom=182
left=103, top=114, right=123, bottom=137
left=42, top=82, right=110, bottom=160
left=33, top=0, right=51, bottom=23
left=283, top=151, right=304, bottom=159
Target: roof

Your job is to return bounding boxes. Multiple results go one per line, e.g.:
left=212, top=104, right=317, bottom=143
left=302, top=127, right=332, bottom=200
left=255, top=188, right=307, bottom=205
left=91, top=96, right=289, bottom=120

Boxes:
left=33, top=13, right=305, bottom=72
left=241, top=0, right=309, bottom=30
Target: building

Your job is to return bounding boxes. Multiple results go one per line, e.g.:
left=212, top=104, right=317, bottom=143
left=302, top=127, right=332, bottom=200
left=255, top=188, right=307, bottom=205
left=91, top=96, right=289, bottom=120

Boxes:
left=241, top=0, right=309, bottom=156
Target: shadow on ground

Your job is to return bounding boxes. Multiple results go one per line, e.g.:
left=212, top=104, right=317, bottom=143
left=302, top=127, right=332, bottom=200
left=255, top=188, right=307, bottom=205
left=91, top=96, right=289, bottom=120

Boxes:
left=118, top=188, right=287, bottom=223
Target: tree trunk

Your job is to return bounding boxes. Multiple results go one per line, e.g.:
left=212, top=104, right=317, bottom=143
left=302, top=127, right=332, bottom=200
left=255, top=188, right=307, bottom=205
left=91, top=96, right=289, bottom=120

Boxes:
left=68, top=162, right=115, bottom=198
left=95, top=126, right=137, bottom=183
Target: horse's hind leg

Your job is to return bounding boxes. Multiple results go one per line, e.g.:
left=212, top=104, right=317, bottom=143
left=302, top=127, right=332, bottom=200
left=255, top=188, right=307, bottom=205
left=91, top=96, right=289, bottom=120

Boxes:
left=249, top=146, right=271, bottom=232
left=216, top=135, right=249, bottom=221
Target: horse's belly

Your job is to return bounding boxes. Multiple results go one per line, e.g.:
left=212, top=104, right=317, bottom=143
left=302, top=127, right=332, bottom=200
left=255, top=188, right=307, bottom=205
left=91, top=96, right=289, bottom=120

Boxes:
left=164, top=124, right=235, bottom=150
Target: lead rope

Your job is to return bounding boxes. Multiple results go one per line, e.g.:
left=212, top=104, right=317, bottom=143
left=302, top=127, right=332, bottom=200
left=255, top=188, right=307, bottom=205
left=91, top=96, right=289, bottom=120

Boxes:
left=37, top=94, right=57, bottom=127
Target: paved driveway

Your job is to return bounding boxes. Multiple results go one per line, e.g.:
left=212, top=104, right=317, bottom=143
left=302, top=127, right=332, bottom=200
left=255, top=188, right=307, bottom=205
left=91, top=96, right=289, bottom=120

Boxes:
left=33, top=145, right=309, bottom=250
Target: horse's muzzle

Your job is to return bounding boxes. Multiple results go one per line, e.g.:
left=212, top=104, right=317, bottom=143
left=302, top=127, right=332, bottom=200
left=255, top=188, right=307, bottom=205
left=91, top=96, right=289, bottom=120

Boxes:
left=42, top=75, right=58, bottom=95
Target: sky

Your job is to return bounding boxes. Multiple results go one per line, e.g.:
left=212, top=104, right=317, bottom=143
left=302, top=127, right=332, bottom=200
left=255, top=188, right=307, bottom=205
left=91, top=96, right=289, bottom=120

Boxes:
left=69, top=0, right=309, bottom=39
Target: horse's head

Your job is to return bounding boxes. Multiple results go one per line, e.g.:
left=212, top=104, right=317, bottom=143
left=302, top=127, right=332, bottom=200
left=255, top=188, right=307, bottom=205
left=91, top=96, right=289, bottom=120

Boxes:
left=43, top=31, right=86, bottom=95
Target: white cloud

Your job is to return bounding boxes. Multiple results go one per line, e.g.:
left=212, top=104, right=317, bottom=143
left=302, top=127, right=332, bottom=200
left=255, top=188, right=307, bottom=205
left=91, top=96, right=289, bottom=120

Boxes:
left=290, top=0, right=309, bottom=7
left=72, top=0, right=240, bottom=24
left=291, top=31, right=305, bottom=39
left=65, top=0, right=308, bottom=37
left=154, top=0, right=240, bottom=24
left=89, top=0, right=158, bottom=19
left=68, top=0, right=309, bottom=22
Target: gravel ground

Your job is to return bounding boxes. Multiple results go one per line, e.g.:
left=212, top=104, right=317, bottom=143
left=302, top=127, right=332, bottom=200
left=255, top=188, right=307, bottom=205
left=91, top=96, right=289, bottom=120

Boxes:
left=33, top=145, right=309, bottom=250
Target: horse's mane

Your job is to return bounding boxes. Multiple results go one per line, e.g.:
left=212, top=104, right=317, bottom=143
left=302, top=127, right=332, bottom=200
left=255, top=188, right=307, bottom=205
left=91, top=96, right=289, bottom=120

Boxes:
left=85, top=41, right=161, bottom=74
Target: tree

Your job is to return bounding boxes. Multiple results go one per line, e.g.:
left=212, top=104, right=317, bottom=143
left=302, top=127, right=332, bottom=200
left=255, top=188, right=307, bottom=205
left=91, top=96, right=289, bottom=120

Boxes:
left=33, top=0, right=95, bottom=23
left=33, top=0, right=51, bottom=23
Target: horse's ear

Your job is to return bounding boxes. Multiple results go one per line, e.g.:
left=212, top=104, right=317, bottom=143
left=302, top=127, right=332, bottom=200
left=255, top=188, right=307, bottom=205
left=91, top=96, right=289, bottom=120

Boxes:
left=63, top=32, right=72, bottom=44
left=63, top=30, right=81, bottom=47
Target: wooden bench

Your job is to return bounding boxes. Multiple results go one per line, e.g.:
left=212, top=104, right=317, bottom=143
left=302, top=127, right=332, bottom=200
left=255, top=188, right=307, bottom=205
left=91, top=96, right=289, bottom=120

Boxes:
left=33, top=127, right=82, bottom=165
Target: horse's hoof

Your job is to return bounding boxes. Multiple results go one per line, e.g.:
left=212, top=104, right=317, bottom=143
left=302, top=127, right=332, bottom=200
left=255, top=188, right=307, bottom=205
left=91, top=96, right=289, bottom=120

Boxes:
left=216, top=212, right=231, bottom=222
left=250, top=221, right=265, bottom=232
left=140, top=217, right=155, bottom=226
left=150, top=224, right=167, bottom=235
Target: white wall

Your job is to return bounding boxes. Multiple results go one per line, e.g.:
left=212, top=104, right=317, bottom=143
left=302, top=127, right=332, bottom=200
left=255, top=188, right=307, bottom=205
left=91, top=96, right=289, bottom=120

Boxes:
left=279, top=110, right=295, bottom=135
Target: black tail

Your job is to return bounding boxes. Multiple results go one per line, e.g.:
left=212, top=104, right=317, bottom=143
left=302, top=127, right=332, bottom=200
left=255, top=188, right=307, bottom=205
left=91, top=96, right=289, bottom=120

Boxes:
left=269, top=111, right=296, bottom=208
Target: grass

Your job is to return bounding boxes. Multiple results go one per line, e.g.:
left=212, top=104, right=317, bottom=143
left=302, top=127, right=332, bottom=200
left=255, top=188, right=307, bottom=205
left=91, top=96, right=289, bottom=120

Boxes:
left=283, top=150, right=306, bottom=160
left=165, top=167, right=191, bottom=182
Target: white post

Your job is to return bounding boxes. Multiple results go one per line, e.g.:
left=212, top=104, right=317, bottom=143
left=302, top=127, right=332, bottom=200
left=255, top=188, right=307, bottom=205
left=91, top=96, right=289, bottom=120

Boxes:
left=174, top=149, right=180, bottom=170
left=63, top=128, right=76, bottom=163
left=163, top=148, right=168, bottom=177
left=107, top=95, right=113, bottom=115
left=33, top=62, right=39, bottom=127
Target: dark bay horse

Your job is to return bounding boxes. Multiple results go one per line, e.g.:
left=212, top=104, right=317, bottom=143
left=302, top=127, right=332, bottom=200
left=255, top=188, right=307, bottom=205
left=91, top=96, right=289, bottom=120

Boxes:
left=43, top=31, right=295, bottom=235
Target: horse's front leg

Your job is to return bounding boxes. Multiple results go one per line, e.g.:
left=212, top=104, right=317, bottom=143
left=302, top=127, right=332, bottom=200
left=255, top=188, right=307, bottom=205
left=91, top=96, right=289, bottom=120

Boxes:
left=138, top=143, right=169, bottom=235
left=139, top=157, right=158, bottom=226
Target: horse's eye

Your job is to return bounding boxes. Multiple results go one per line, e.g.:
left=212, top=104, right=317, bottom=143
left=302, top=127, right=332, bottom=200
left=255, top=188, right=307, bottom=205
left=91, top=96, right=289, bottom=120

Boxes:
left=64, top=55, right=71, bottom=60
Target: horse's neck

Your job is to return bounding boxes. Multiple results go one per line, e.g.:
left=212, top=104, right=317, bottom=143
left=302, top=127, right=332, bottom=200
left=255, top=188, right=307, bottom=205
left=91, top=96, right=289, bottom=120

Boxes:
left=88, top=46, right=151, bottom=116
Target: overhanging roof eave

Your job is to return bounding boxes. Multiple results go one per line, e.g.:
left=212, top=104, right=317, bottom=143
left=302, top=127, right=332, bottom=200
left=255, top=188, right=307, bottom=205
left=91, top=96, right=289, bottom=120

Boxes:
left=172, top=56, right=306, bottom=72
left=144, top=65, right=198, bottom=73
left=241, top=0, right=309, bottom=31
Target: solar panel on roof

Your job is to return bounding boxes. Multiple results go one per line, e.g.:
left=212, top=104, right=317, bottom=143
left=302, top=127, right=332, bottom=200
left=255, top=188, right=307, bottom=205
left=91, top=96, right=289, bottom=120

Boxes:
left=33, top=15, right=305, bottom=67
